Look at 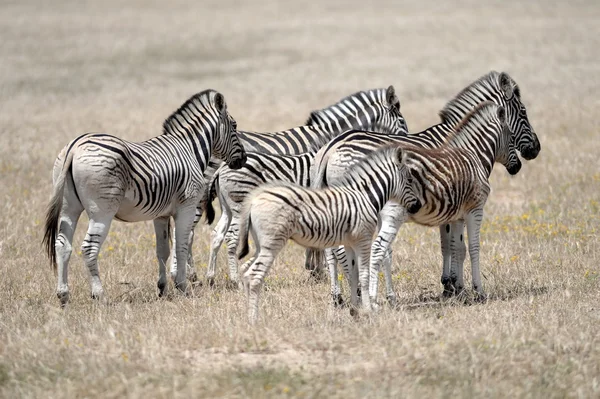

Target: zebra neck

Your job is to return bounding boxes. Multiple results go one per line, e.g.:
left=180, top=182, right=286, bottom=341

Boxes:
left=158, top=128, right=211, bottom=168
left=351, top=168, right=394, bottom=213
left=448, top=134, right=497, bottom=177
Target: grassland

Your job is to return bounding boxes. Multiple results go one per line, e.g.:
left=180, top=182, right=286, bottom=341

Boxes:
left=0, top=0, right=599, bottom=397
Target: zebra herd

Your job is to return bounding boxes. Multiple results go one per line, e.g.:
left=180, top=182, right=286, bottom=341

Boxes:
left=43, top=71, right=540, bottom=324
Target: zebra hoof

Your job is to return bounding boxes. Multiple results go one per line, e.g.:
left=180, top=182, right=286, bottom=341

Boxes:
left=90, top=289, right=104, bottom=301
left=188, top=272, right=198, bottom=283
left=207, top=277, right=216, bottom=288
left=57, top=291, right=69, bottom=307
left=225, top=279, right=239, bottom=290
left=157, top=280, right=168, bottom=297
left=370, top=300, right=381, bottom=312
left=333, top=294, right=345, bottom=308
left=474, top=291, right=488, bottom=303
left=385, top=294, right=397, bottom=307
left=175, top=280, right=188, bottom=294
left=349, top=306, right=359, bottom=318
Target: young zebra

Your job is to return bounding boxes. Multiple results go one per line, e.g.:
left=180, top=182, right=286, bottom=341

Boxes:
left=43, top=90, right=246, bottom=306
left=321, top=102, right=521, bottom=305
left=236, top=146, right=422, bottom=323
left=171, top=86, right=409, bottom=281
left=203, top=151, right=314, bottom=285
left=310, top=71, right=539, bottom=303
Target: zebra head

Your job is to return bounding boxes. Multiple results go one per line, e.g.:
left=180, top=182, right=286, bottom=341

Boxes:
left=305, top=86, right=409, bottom=135
left=497, top=72, right=541, bottom=160
left=391, top=147, right=422, bottom=214
left=491, top=105, right=522, bottom=175
left=211, top=92, right=247, bottom=170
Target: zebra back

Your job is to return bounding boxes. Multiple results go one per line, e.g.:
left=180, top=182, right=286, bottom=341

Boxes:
left=237, top=86, right=408, bottom=155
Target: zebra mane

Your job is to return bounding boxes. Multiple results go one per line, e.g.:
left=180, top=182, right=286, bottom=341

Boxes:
left=162, top=89, right=218, bottom=134
left=443, top=101, right=500, bottom=146
left=438, top=71, right=519, bottom=124
left=305, top=88, right=388, bottom=125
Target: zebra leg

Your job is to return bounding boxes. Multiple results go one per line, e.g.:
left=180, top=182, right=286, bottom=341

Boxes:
left=206, top=205, right=232, bottom=285
left=170, top=209, right=199, bottom=282
left=81, top=214, right=114, bottom=301
left=242, top=244, right=284, bottom=325
left=341, top=247, right=361, bottom=313
left=173, top=205, right=197, bottom=294
left=440, top=224, right=453, bottom=296
left=153, top=217, right=171, bottom=297
left=369, top=203, right=406, bottom=305
left=449, top=220, right=466, bottom=296
left=355, top=239, right=374, bottom=312
left=465, top=209, right=486, bottom=302
left=381, top=247, right=397, bottom=306
left=225, top=224, right=241, bottom=287
left=55, top=196, right=84, bottom=307
left=325, top=248, right=343, bottom=307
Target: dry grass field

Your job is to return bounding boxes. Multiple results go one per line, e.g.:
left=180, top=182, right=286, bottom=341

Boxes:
left=1, top=0, right=599, bottom=397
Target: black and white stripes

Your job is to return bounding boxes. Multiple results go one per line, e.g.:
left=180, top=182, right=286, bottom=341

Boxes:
left=235, top=146, right=422, bottom=323
left=43, top=90, right=246, bottom=305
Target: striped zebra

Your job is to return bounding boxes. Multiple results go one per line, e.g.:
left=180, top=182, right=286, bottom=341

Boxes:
left=310, top=71, right=540, bottom=304
left=170, top=85, right=409, bottom=281
left=317, top=102, right=521, bottom=306
left=235, top=146, right=422, bottom=323
left=203, top=151, right=314, bottom=286
left=42, top=90, right=246, bottom=306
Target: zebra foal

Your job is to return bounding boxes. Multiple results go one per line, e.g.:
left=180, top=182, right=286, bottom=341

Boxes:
left=43, top=90, right=246, bottom=305
left=236, top=146, right=422, bottom=323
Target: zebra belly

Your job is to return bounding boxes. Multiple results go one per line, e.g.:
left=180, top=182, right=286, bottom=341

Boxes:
left=115, top=193, right=175, bottom=222
left=291, top=234, right=341, bottom=250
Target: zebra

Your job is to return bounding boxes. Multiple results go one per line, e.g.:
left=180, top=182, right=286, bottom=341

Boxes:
left=316, top=102, right=522, bottom=306
left=235, top=146, right=422, bottom=323
left=203, top=151, right=315, bottom=286
left=309, top=71, right=540, bottom=304
left=170, top=85, right=409, bottom=282
left=42, top=90, right=247, bottom=306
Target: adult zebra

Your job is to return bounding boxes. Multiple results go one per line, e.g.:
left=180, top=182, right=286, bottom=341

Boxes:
left=236, top=146, right=422, bottom=323
left=321, top=102, right=521, bottom=306
left=170, top=86, right=409, bottom=282
left=43, top=90, right=246, bottom=306
left=311, top=71, right=540, bottom=304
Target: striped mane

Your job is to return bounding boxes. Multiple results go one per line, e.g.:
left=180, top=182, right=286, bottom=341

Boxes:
left=443, top=101, right=500, bottom=147
left=306, top=88, right=388, bottom=125
left=438, top=71, right=519, bottom=124
left=162, top=89, right=217, bottom=135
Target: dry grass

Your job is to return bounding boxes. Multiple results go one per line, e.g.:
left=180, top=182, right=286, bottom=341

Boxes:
left=1, top=0, right=599, bottom=397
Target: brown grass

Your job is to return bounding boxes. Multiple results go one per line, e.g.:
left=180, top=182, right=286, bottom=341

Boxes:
left=1, top=0, right=599, bottom=397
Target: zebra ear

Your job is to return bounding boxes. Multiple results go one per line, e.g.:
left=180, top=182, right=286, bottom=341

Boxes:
left=499, top=72, right=514, bottom=100
left=386, top=85, right=400, bottom=110
left=214, top=93, right=227, bottom=114
left=497, top=105, right=507, bottom=124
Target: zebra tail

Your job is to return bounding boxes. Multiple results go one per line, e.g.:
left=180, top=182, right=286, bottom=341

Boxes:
left=237, top=206, right=252, bottom=260
left=203, top=170, right=220, bottom=225
left=42, top=150, right=75, bottom=274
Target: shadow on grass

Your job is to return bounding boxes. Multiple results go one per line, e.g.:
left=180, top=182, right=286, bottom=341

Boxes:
left=399, top=285, right=550, bottom=312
